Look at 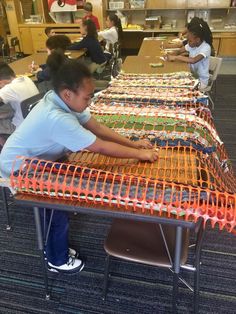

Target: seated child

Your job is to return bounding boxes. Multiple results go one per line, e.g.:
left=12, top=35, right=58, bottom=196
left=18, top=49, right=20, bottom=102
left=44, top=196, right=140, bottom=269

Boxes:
left=69, top=19, right=106, bottom=73
left=98, top=13, right=123, bottom=57
left=166, top=20, right=212, bottom=91
left=179, top=17, right=215, bottom=56
left=45, top=27, right=56, bottom=38
left=0, top=58, right=158, bottom=273
left=29, top=35, right=71, bottom=82
left=0, top=62, right=39, bottom=145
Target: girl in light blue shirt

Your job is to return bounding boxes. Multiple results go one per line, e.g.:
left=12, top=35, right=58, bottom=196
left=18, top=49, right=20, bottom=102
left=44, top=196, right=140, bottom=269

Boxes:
left=167, top=20, right=213, bottom=90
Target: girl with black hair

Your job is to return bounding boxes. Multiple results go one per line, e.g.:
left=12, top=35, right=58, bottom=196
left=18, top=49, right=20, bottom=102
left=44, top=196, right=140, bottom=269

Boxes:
left=69, top=19, right=106, bottom=72
left=98, top=13, right=123, bottom=53
left=0, top=59, right=158, bottom=274
left=167, top=20, right=212, bottom=90
left=180, top=17, right=215, bottom=56
left=29, top=35, right=71, bottom=82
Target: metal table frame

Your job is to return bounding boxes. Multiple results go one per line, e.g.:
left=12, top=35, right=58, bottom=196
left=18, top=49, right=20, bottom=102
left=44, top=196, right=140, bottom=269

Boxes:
left=14, top=196, right=203, bottom=313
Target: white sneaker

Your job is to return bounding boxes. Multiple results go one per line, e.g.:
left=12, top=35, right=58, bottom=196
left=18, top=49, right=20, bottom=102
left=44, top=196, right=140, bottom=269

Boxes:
left=48, top=256, right=85, bottom=274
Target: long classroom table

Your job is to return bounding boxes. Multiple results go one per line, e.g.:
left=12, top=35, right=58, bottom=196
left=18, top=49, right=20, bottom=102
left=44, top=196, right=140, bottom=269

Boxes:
left=9, top=50, right=86, bottom=76
left=4, top=42, right=199, bottom=314
left=122, top=55, right=189, bottom=74
left=138, top=38, right=182, bottom=57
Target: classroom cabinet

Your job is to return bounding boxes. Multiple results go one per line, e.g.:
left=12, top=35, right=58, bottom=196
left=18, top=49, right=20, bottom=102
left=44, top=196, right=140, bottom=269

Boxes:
left=207, top=0, right=231, bottom=8
left=146, top=0, right=186, bottom=8
left=166, top=0, right=186, bottom=8
left=18, top=27, right=34, bottom=54
left=146, top=0, right=166, bottom=9
left=219, top=38, right=236, bottom=57
left=187, top=0, right=208, bottom=8
left=212, top=38, right=220, bottom=55
left=30, top=28, right=48, bottom=52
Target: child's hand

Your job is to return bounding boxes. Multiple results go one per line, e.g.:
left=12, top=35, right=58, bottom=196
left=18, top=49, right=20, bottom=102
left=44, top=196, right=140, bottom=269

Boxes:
left=133, top=139, right=153, bottom=149
left=29, top=63, right=39, bottom=73
left=166, top=54, right=175, bottom=61
left=138, top=149, right=159, bottom=162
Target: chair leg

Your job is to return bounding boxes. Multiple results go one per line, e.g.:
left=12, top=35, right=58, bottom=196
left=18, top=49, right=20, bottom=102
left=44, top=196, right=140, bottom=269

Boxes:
left=172, top=273, right=179, bottom=313
left=207, top=93, right=215, bottom=111
left=193, top=267, right=200, bottom=314
left=1, top=186, right=11, bottom=230
left=103, top=255, right=110, bottom=300
left=193, top=220, right=205, bottom=314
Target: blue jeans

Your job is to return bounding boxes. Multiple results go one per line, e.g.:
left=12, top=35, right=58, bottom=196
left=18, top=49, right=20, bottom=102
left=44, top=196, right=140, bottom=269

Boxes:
left=40, top=208, right=69, bottom=266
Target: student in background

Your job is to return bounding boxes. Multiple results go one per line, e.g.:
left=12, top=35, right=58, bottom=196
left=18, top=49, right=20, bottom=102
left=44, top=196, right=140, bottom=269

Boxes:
left=83, top=2, right=100, bottom=30
left=179, top=17, right=215, bottom=56
left=98, top=13, right=123, bottom=55
left=166, top=20, right=212, bottom=91
left=0, top=62, right=39, bottom=146
left=45, top=27, right=56, bottom=38
left=69, top=19, right=106, bottom=72
left=0, top=58, right=158, bottom=273
left=29, top=35, right=71, bottom=82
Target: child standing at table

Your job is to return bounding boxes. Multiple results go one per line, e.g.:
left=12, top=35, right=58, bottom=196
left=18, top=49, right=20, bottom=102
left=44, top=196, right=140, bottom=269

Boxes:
left=69, top=19, right=106, bottom=72
left=166, top=20, right=212, bottom=91
left=0, top=58, right=158, bottom=274
left=82, top=2, right=100, bottom=31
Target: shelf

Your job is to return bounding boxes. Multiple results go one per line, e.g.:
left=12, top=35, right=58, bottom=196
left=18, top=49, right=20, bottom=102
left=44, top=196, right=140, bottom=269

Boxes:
left=107, top=8, right=146, bottom=11
left=107, top=7, right=234, bottom=11
left=122, top=28, right=236, bottom=34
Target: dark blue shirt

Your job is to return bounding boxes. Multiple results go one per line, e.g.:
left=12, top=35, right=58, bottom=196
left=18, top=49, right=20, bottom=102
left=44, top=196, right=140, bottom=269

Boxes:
left=37, top=64, right=50, bottom=83
left=69, top=36, right=106, bottom=65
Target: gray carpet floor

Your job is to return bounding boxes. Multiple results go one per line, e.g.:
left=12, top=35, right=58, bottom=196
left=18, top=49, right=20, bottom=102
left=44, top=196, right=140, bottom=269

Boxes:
left=0, top=75, right=236, bottom=314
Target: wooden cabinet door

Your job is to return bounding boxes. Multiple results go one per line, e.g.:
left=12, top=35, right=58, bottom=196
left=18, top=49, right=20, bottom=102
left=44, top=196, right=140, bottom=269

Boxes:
left=166, top=0, right=186, bottom=8
left=146, top=0, right=166, bottom=9
left=30, top=28, right=48, bottom=43
left=207, top=0, right=230, bottom=8
left=32, top=41, right=47, bottom=53
left=19, top=28, right=34, bottom=54
left=219, top=38, right=236, bottom=57
left=187, top=0, right=207, bottom=7
left=212, top=38, right=220, bottom=55
left=30, top=28, right=47, bottom=52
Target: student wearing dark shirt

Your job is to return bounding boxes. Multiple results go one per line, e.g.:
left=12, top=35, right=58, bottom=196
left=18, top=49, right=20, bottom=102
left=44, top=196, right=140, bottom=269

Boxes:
left=29, top=35, right=71, bottom=82
left=69, top=19, right=106, bottom=73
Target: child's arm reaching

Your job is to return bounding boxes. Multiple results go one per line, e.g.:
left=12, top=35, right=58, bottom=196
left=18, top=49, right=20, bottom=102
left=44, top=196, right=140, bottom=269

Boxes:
left=87, top=138, right=158, bottom=162
left=84, top=117, right=153, bottom=149
left=166, top=53, right=204, bottom=64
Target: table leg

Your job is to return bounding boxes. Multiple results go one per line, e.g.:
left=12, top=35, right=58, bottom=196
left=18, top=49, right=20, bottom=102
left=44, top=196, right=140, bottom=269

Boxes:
left=172, top=226, right=183, bottom=313
left=1, top=187, right=11, bottom=230
left=33, top=206, right=50, bottom=300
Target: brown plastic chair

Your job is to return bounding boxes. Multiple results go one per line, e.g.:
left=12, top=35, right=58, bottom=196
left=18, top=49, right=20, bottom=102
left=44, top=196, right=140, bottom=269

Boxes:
left=103, top=218, right=204, bottom=314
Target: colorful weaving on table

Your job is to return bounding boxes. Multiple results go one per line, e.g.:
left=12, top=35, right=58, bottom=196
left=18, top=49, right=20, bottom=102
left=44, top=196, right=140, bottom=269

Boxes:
left=11, top=147, right=236, bottom=233
left=11, top=71, right=236, bottom=234
left=91, top=110, right=224, bottom=160
left=111, top=76, right=197, bottom=88
left=91, top=99, right=211, bottom=116
left=116, top=71, right=194, bottom=79
left=98, top=86, right=207, bottom=104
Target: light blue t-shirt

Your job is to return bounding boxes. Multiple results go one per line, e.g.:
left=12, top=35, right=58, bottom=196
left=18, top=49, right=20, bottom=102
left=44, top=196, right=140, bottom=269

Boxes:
left=185, top=41, right=211, bottom=86
left=0, top=90, right=96, bottom=178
